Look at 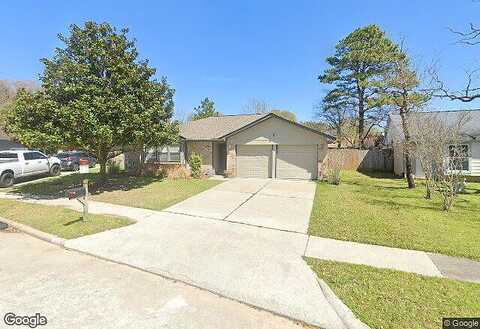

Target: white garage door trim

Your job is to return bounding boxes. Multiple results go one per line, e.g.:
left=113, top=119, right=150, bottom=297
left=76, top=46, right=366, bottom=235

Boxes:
left=237, top=145, right=272, bottom=178
left=276, top=145, right=317, bottom=180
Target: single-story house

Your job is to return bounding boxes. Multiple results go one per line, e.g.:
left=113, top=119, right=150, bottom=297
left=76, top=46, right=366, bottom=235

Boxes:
left=140, top=113, right=333, bottom=180
left=0, top=128, right=25, bottom=151
left=385, top=109, right=480, bottom=178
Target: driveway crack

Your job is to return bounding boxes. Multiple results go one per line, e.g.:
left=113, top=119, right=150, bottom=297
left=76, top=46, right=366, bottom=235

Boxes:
left=222, top=180, right=271, bottom=221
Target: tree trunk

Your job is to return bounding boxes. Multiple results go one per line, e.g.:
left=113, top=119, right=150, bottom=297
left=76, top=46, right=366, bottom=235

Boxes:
left=358, top=105, right=365, bottom=148
left=424, top=174, right=432, bottom=199
left=357, top=85, right=366, bottom=149
left=136, top=144, right=146, bottom=176
left=404, top=153, right=416, bottom=188
left=97, top=148, right=108, bottom=182
left=399, top=91, right=415, bottom=188
left=336, top=126, right=342, bottom=148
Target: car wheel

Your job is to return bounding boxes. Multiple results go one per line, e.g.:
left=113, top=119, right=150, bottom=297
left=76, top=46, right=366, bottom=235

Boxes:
left=0, top=172, right=15, bottom=187
left=50, top=164, right=61, bottom=176
left=72, top=163, right=80, bottom=171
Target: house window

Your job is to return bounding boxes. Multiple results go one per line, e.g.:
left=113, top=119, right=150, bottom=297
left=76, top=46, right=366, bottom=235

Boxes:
left=448, top=144, right=470, bottom=171
left=146, top=145, right=181, bottom=163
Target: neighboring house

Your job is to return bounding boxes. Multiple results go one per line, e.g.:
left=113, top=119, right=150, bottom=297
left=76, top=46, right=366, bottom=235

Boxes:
left=137, top=113, right=333, bottom=180
left=385, top=109, right=480, bottom=178
left=0, top=127, right=25, bottom=151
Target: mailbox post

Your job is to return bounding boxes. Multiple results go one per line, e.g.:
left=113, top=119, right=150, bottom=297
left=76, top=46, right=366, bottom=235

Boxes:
left=67, top=179, right=89, bottom=220
left=82, top=179, right=89, bottom=219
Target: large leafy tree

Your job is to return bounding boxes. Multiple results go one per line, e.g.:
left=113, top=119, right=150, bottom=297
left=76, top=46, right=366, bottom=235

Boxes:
left=0, top=80, right=38, bottom=131
left=319, top=25, right=405, bottom=148
left=191, top=97, right=219, bottom=120
left=7, top=22, right=177, bottom=178
left=129, top=78, right=178, bottom=174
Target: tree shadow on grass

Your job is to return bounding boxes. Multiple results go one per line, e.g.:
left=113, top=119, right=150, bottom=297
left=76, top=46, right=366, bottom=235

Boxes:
left=365, top=196, right=480, bottom=219
left=357, top=170, right=400, bottom=180
left=9, top=172, right=161, bottom=200
left=63, top=217, right=84, bottom=226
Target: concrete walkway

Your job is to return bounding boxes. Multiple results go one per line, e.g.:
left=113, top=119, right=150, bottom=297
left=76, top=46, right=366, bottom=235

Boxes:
left=305, top=237, right=442, bottom=277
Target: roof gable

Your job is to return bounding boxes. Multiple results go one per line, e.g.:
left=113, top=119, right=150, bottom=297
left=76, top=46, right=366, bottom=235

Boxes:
left=180, top=112, right=334, bottom=141
left=179, top=114, right=267, bottom=140
left=387, top=110, right=480, bottom=143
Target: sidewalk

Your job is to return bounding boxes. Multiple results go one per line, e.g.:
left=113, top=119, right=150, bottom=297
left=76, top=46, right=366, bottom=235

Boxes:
left=2, top=191, right=480, bottom=283
left=2, top=192, right=480, bottom=284
left=2, top=192, right=480, bottom=328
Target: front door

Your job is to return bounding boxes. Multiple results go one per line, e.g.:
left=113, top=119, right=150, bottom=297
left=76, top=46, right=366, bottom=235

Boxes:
left=213, top=142, right=227, bottom=175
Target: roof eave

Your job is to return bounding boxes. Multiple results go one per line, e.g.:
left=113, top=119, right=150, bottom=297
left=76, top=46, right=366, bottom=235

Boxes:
left=220, top=112, right=335, bottom=140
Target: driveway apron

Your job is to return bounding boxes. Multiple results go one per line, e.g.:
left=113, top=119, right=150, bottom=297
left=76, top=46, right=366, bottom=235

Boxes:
left=64, top=179, right=347, bottom=328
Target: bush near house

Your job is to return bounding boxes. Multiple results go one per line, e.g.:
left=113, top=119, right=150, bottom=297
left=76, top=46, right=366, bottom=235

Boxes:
left=189, top=153, right=202, bottom=178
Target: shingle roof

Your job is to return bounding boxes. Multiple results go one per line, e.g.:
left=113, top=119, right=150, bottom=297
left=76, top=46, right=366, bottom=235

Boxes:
left=180, top=113, right=268, bottom=140
left=387, top=109, right=480, bottom=143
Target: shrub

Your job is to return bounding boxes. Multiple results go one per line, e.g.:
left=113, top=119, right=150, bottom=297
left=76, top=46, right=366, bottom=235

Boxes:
left=189, top=153, right=202, bottom=178
left=324, top=151, right=345, bottom=185
left=107, top=159, right=122, bottom=175
left=167, top=165, right=190, bottom=179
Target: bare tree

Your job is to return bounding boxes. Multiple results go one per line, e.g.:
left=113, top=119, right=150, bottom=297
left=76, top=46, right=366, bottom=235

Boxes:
left=410, top=112, right=470, bottom=210
left=242, top=98, right=272, bottom=114
left=323, top=150, right=346, bottom=185
left=431, top=22, right=480, bottom=102
left=316, top=89, right=355, bottom=148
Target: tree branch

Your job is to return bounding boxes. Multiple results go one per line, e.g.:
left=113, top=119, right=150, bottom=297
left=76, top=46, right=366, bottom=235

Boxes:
left=448, top=23, right=480, bottom=45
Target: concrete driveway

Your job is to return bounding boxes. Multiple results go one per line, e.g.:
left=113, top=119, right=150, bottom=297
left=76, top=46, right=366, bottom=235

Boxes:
left=5, top=178, right=350, bottom=328
left=165, top=178, right=316, bottom=233
left=1, top=232, right=303, bottom=329
left=65, top=210, right=346, bottom=328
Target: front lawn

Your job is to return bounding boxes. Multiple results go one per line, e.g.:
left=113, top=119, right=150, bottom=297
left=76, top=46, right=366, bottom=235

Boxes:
left=306, top=258, right=480, bottom=329
left=0, top=199, right=132, bottom=239
left=11, top=172, right=222, bottom=211
left=309, top=171, right=480, bottom=260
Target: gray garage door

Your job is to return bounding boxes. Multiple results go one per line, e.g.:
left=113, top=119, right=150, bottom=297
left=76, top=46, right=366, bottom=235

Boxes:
left=277, top=145, right=317, bottom=180
left=237, top=145, right=272, bottom=178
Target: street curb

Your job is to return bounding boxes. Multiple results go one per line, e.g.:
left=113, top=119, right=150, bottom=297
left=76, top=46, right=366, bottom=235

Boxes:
left=316, top=278, right=370, bottom=329
left=0, top=216, right=66, bottom=247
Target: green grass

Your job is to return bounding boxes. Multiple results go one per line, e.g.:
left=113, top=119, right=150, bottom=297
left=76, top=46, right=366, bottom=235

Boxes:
left=0, top=199, right=132, bottom=239
left=309, top=171, right=480, bottom=261
left=10, top=172, right=222, bottom=211
left=90, top=178, right=222, bottom=210
left=306, top=258, right=480, bottom=329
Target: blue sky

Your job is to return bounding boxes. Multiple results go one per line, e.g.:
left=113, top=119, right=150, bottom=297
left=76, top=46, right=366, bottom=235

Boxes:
left=1, top=0, right=480, bottom=121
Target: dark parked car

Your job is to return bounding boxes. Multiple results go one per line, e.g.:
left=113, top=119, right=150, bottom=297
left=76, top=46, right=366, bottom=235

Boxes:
left=57, top=151, right=97, bottom=171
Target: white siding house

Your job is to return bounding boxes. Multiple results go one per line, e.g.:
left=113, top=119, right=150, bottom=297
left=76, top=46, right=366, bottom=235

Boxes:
left=386, top=110, right=480, bottom=178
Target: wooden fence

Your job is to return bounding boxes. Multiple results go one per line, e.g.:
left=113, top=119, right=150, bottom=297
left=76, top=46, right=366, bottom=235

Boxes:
left=326, top=148, right=393, bottom=172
